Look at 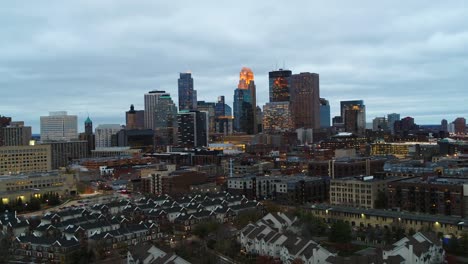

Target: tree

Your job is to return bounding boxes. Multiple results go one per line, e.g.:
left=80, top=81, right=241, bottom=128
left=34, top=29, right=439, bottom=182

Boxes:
left=329, top=221, right=351, bottom=244
left=27, top=196, right=41, bottom=211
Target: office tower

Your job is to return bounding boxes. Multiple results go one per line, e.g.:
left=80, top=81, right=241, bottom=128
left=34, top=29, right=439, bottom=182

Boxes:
left=197, top=101, right=216, bottom=133
left=441, top=119, right=448, bottom=132
left=319, top=98, right=331, bottom=128
left=0, top=145, right=51, bottom=174
left=269, top=69, right=292, bottom=102
left=256, top=106, right=263, bottom=133
left=95, top=124, right=121, bottom=148
left=154, top=94, right=178, bottom=146
left=453, top=117, right=466, bottom=134
left=126, top=105, right=144, bottom=130
left=40, top=111, right=78, bottom=141
left=79, top=116, right=95, bottom=154
left=0, top=121, right=32, bottom=146
left=233, top=67, right=257, bottom=134
left=341, top=100, right=366, bottom=135
left=144, top=90, right=170, bottom=130
left=332, top=116, right=343, bottom=127
left=387, top=113, right=400, bottom=134
left=215, top=96, right=233, bottom=135
left=394, top=117, right=417, bottom=135
left=290, top=72, right=320, bottom=129
left=178, top=72, right=197, bottom=111
left=372, top=117, right=388, bottom=131
left=262, top=102, right=294, bottom=132
left=177, top=110, right=208, bottom=148
left=0, top=115, right=12, bottom=146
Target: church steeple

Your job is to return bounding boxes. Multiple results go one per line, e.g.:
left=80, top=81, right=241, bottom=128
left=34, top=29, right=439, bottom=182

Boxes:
left=84, top=116, right=93, bottom=135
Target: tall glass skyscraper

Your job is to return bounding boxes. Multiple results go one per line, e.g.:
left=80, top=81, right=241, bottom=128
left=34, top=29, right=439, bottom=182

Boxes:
left=233, top=67, right=257, bottom=134
left=178, top=72, right=197, bottom=111
left=320, top=98, right=331, bottom=128
left=269, top=69, right=292, bottom=102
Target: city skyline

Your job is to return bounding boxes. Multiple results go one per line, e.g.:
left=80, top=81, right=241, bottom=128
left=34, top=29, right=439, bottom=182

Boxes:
left=1, top=1, right=467, bottom=132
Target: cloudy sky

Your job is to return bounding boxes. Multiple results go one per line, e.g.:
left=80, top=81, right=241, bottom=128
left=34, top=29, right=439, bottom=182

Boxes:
left=1, top=1, right=467, bottom=133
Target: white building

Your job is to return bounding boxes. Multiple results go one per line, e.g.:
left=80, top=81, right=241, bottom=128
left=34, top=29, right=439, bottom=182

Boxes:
left=239, top=212, right=335, bottom=264
left=95, top=124, right=121, bottom=148
left=40, top=111, right=78, bottom=141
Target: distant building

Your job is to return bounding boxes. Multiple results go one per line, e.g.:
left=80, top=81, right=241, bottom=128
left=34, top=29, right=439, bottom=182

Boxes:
left=341, top=100, right=366, bottom=135
left=197, top=101, right=216, bottom=133
left=394, top=116, right=417, bottom=135
left=0, top=145, right=51, bottom=174
left=453, top=117, right=466, bottom=134
left=290, top=72, right=320, bottom=129
left=441, top=119, right=448, bottom=132
left=40, top=140, right=89, bottom=169
left=176, top=110, right=208, bottom=148
left=125, top=104, right=144, bottom=130
left=178, top=72, right=197, bottom=111
left=78, top=116, right=95, bottom=154
left=0, top=121, right=32, bottom=146
left=233, top=67, right=257, bottom=134
left=372, top=117, right=388, bottom=131
left=154, top=94, right=178, bottom=146
left=269, top=69, right=292, bottom=102
left=40, top=111, right=78, bottom=141
left=115, top=129, right=155, bottom=149
left=387, top=113, right=400, bottom=134
left=95, top=124, right=121, bottom=148
left=144, top=90, right=172, bottom=130
left=262, top=102, right=294, bottom=132
left=320, top=98, right=331, bottom=128
left=215, top=96, right=233, bottom=135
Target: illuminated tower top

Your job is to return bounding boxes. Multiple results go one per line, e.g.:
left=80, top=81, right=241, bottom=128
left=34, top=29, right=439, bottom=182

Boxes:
left=238, top=67, right=254, bottom=89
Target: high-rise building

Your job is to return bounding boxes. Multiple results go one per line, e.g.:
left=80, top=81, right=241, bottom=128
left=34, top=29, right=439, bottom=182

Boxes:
left=144, top=90, right=170, bottom=130
left=154, top=94, right=178, bottom=146
left=262, top=102, right=294, bottom=132
left=233, top=67, right=257, bottom=134
left=95, top=124, right=121, bottom=148
left=441, top=119, right=448, bottom=132
left=290, top=72, right=320, bottom=129
left=394, top=117, right=417, bottom=135
left=178, top=72, right=197, bottom=111
left=79, top=116, right=95, bottom=154
left=197, top=101, right=216, bottom=133
left=177, top=110, right=208, bottom=148
left=372, top=117, right=388, bottom=131
left=319, top=98, right=331, bottom=128
left=453, top=117, right=466, bottom=134
left=0, top=121, right=31, bottom=146
left=387, top=113, right=400, bottom=134
left=269, top=69, right=292, bottom=102
left=126, top=105, right=144, bottom=130
left=341, top=100, right=366, bottom=135
left=40, top=111, right=78, bottom=141
left=215, top=96, right=233, bottom=135
left=0, top=115, right=12, bottom=146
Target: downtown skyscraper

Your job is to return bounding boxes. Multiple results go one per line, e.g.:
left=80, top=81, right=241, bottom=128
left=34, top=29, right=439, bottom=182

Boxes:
left=233, top=67, right=257, bottom=134
left=178, top=72, right=197, bottom=111
left=144, top=90, right=177, bottom=146
left=263, top=69, right=294, bottom=132
left=290, top=72, right=320, bottom=129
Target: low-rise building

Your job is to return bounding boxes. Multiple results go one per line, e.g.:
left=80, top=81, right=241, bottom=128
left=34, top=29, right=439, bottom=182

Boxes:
left=330, top=175, right=399, bottom=209
left=0, top=170, right=78, bottom=204
left=0, top=145, right=52, bottom=175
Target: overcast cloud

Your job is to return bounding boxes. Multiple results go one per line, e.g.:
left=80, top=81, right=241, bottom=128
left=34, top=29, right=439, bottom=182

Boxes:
left=1, top=1, right=467, bottom=132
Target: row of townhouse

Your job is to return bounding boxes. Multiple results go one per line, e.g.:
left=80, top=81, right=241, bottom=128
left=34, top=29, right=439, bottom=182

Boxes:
left=239, top=212, right=335, bottom=264
left=325, top=232, right=445, bottom=264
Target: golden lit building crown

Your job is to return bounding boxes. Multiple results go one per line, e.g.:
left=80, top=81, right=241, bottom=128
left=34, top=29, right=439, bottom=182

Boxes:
left=238, top=67, right=254, bottom=89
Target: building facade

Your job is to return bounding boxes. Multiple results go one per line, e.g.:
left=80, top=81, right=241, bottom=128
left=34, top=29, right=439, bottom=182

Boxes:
left=40, top=112, right=78, bottom=141
left=178, top=72, right=197, bottom=111
left=0, top=122, right=32, bottom=146
left=290, top=72, right=320, bottom=129
left=176, top=110, right=208, bottom=148
left=95, top=124, right=121, bottom=148
left=233, top=67, right=257, bottom=134
left=262, top=102, right=294, bottom=132
left=126, top=105, right=145, bottom=130
left=0, top=145, right=52, bottom=174
left=341, top=100, right=366, bottom=136
left=320, top=98, right=331, bottom=128
left=41, top=141, right=89, bottom=169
